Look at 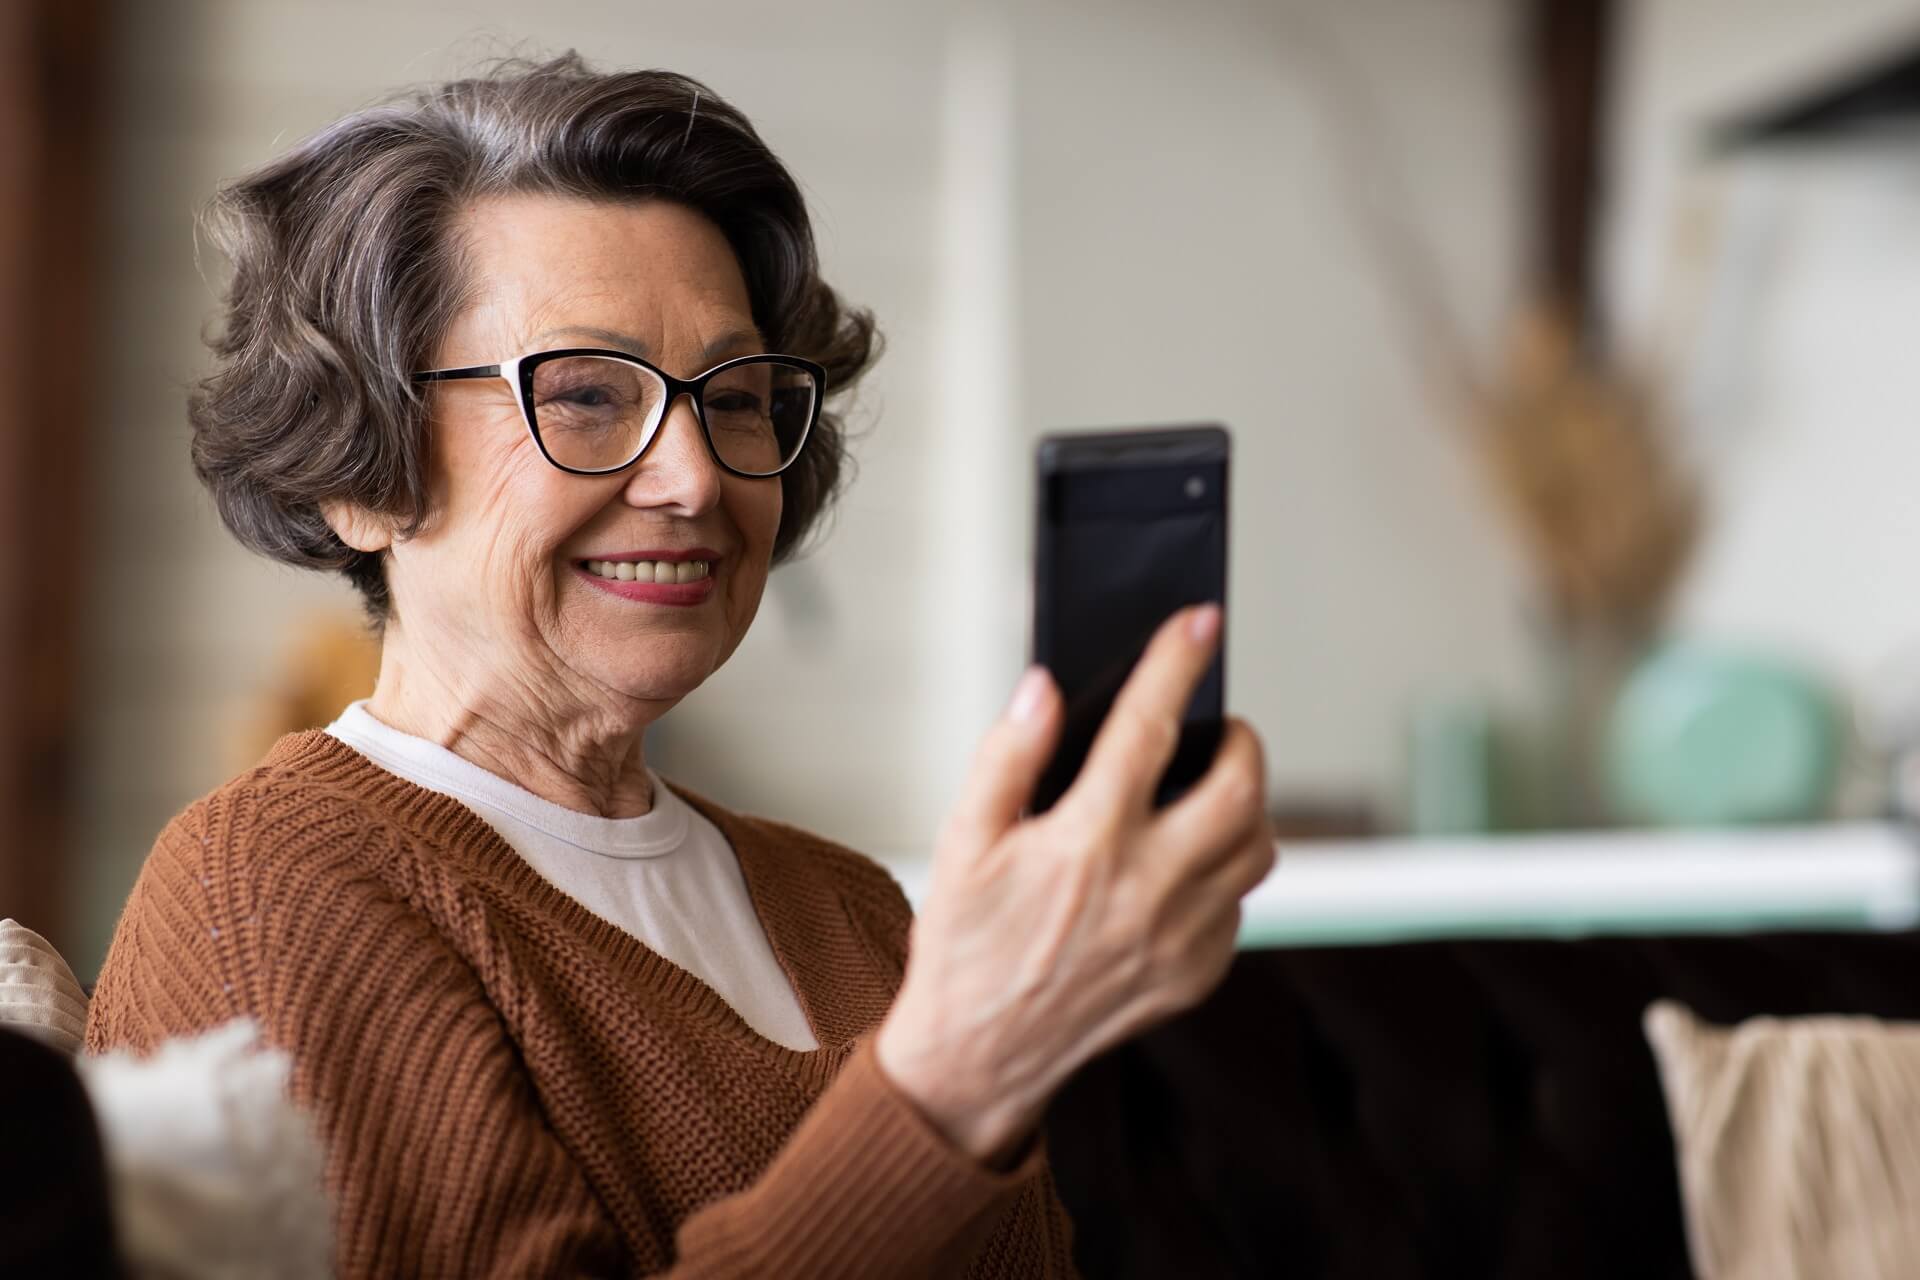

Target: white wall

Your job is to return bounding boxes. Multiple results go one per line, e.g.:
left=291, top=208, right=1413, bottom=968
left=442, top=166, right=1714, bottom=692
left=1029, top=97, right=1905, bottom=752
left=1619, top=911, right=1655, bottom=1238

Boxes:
left=76, top=0, right=1533, bottom=969
left=1011, top=0, right=1535, bottom=795
left=1607, top=0, right=1920, bottom=691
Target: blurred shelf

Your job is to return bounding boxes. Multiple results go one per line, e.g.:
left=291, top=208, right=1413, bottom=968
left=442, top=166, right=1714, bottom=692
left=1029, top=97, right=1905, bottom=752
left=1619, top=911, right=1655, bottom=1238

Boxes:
left=883, top=822, right=1920, bottom=950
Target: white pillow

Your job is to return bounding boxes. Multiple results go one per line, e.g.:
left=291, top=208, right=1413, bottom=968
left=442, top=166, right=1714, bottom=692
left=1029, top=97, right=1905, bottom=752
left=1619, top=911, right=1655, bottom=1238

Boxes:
left=1646, top=1000, right=1920, bottom=1279
left=81, top=1018, right=333, bottom=1280
left=0, top=917, right=88, bottom=1055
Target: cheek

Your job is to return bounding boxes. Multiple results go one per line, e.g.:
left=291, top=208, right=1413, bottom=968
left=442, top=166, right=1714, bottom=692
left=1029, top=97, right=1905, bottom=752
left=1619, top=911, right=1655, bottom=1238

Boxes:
left=763, top=479, right=784, bottom=549
left=720, top=477, right=781, bottom=621
left=730, top=476, right=784, bottom=561
left=444, top=442, right=602, bottom=588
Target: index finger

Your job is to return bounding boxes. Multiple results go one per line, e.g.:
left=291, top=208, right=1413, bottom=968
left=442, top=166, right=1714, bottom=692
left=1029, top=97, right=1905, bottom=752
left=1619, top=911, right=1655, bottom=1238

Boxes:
left=1059, top=604, right=1222, bottom=822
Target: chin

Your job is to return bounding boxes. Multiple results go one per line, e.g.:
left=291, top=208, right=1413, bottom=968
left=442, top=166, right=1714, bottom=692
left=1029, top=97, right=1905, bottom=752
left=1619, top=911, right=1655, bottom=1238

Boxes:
left=627, top=669, right=710, bottom=704
left=590, top=647, right=721, bottom=706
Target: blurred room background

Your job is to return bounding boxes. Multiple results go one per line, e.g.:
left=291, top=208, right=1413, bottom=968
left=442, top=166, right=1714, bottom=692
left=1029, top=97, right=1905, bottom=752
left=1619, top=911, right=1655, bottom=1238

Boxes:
left=6, top=0, right=1920, bottom=975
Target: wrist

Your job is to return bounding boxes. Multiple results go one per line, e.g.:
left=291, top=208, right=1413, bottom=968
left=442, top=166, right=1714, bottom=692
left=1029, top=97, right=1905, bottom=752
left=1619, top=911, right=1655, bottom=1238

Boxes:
left=875, top=1013, right=1042, bottom=1167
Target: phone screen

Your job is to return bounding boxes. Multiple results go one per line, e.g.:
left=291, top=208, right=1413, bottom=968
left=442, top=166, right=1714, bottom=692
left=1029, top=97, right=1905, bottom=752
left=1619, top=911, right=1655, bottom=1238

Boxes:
left=1031, top=427, right=1228, bottom=813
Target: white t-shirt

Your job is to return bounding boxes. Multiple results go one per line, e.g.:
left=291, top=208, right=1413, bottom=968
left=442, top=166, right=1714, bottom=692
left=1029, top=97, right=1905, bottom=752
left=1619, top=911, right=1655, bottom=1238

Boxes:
left=325, top=701, right=819, bottom=1051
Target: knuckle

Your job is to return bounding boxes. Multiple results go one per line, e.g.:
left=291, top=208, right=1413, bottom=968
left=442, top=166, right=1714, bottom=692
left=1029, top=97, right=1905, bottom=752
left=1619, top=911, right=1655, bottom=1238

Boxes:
left=1226, top=762, right=1262, bottom=812
left=1201, top=911, right=1240, bottom=977
left=1152, top=913, right=1238, bottom=1008
left=1227, top=730, right=1265, bottom=788
left=1235, top=857, right=1271, bottom=899
left=1237, top=746, right=1266, bottom=797
left=1254, top=838, right=1279, bottom=880
left=1168, top=956, right=1225, bottom=1012
left=1233, top=718, right=1268, bottom=771
left=1114, top=699, right=1180, bottom=759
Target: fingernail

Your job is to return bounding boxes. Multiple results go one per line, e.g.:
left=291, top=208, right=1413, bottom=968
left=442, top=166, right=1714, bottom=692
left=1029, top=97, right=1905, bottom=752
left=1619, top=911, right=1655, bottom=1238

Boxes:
left=1008, top=666, right=1048, bottom=722
left=1187, top=604, right=1222, bottom=644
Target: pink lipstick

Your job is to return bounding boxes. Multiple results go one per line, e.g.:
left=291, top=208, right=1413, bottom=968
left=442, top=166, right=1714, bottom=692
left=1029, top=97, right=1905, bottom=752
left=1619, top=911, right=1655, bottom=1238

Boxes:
left=574, top=548, right=720, bottom=607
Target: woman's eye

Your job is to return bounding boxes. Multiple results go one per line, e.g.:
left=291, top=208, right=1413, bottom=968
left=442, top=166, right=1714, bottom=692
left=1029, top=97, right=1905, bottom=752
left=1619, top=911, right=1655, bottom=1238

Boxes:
left=706, top=391, right=764, bottom=415
left=546, top=384, right=618, bottom=409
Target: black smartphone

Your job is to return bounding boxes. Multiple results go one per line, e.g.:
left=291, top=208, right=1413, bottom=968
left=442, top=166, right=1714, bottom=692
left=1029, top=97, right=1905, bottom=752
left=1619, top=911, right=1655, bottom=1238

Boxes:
left=1031, top=425, right=1229, bottom=813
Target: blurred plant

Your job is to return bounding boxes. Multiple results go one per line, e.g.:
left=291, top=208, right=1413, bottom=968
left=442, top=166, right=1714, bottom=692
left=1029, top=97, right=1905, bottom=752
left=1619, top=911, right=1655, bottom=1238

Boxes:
left=1473, top=305, right=1699, bottom=638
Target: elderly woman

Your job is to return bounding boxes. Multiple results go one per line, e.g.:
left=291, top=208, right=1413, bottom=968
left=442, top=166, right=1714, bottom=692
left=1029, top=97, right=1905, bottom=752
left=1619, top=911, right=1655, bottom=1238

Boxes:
left=87, top=56, right=1275, bottom=1278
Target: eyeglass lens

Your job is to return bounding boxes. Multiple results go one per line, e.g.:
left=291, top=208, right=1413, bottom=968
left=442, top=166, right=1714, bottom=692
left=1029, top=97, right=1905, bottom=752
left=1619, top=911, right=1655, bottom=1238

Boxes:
left=528, top=356, right=818, bottom=475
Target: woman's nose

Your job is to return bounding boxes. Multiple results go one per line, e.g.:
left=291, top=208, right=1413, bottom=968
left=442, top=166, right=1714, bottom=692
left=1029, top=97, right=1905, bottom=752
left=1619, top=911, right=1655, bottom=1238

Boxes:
left=622, top=394, right=721, bottom=515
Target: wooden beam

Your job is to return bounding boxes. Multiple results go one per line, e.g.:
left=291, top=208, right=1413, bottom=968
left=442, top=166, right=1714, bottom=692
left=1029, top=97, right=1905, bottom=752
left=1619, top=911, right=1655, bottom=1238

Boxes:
left=0, top=0, right=105, bottom=955
left=1528, top=0, right=1613, bottom=341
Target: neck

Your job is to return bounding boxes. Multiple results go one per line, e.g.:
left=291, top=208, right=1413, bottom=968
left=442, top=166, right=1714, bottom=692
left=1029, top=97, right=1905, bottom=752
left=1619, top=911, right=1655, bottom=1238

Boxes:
left=363, top=625, right=663, bottom=819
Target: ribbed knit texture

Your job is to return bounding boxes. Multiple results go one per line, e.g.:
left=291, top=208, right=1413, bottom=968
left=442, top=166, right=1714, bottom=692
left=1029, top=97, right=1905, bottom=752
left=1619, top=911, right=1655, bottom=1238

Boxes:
left=0, top=918, right=89, bottom=1055
left=86, top=732, right=1078, bottom=1278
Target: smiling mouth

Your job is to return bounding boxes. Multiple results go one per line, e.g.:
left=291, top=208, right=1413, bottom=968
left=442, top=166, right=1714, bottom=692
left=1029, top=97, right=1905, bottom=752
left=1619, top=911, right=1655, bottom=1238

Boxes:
left=580, top=558, right=713, bottom=585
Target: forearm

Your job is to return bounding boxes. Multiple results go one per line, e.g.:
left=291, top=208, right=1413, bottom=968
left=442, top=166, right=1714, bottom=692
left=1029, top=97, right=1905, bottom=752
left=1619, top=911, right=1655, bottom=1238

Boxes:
left=664, top=1036, right=1050, bottom=1279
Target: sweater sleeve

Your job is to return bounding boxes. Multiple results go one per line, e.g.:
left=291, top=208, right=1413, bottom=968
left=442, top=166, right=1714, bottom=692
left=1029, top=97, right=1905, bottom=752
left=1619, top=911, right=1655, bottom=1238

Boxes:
left=665, top=1034, right=1061, bottom=1278
left=86, top=806, right=627, bottom=1279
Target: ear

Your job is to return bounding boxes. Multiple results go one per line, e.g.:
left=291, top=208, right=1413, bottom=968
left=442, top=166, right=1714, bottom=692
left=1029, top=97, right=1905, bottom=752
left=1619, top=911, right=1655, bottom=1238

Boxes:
left=321, top=500, right=394, bottom=555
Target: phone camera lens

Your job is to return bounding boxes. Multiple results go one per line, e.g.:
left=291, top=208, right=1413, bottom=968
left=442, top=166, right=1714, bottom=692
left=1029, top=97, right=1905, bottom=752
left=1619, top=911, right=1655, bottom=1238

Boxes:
left=1185, top=476, right=1205, bottom=499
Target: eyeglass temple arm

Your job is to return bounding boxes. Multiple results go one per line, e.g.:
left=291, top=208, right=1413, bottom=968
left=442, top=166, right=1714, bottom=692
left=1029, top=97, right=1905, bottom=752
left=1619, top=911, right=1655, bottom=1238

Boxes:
left=412, top=365, right=503, bottom=383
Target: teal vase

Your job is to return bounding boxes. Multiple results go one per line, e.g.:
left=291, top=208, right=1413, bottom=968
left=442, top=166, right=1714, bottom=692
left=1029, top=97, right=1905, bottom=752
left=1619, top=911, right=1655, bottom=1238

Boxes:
left=1605, top=642, right=1841, bottom=827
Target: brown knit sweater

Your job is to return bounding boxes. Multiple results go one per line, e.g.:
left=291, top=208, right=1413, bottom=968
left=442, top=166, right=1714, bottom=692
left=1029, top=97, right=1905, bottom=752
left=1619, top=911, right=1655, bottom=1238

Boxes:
left=86, top=731, right=1079, bottom=1277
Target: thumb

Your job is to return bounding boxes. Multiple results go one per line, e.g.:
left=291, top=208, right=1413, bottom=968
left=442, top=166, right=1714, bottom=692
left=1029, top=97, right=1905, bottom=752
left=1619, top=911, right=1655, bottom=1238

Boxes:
left=941, top=666, right=1063, bottom=853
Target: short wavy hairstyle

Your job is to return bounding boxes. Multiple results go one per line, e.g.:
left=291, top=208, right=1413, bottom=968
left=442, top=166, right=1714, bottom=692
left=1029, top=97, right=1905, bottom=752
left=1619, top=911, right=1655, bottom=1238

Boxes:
left=189, top=54, right=878, bottom=619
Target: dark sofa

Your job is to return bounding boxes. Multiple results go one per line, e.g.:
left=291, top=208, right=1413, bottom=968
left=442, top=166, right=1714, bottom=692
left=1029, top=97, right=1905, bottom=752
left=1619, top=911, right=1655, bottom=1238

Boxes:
left=1045, top=930, right=1920, bottom=1279
left=0, top=1028, right=122, bottom=1279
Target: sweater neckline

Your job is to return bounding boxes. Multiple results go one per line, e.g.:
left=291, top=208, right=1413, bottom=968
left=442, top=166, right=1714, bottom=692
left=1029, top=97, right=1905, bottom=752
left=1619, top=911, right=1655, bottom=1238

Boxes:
left=325, top=700, right=694, bottom=860
left=265, top=730, right=858, bottom=1088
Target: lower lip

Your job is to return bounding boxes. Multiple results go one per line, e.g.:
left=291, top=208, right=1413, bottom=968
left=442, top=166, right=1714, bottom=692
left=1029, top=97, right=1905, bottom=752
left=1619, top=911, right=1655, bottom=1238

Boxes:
left=574, top=564, right=718, bottom=606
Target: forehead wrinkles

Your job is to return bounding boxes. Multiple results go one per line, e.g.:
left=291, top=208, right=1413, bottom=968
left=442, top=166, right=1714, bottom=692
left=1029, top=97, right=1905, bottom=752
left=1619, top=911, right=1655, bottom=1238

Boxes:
left=443, top=197, right=758, bottom=368
left=509, top=285, right=645, bottom=352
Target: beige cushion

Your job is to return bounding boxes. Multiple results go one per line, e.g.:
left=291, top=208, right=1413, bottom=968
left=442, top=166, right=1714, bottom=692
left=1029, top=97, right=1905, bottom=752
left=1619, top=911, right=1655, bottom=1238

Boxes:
left=1645, top=1000, right=1920, bottom=1279
left=0, top=917, right=88, bottom=1055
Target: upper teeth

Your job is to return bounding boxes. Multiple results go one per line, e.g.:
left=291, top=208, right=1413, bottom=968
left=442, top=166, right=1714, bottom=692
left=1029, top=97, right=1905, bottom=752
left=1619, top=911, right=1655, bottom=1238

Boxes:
left=586, top=559, right=711, bottom=584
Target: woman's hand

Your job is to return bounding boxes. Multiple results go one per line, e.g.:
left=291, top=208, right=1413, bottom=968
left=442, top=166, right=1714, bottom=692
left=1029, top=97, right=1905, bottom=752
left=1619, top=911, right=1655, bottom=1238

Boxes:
left=876, top=604, right=1276, bottom=1163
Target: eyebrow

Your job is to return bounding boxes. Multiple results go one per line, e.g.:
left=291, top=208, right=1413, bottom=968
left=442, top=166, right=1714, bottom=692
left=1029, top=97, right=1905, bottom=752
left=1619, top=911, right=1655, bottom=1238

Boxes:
left=531, top=326, right=766, bottom=364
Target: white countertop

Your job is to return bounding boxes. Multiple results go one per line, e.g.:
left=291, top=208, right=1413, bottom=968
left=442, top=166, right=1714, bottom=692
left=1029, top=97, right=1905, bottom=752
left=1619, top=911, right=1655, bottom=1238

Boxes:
left=881, top=823, right=1920, bottom=948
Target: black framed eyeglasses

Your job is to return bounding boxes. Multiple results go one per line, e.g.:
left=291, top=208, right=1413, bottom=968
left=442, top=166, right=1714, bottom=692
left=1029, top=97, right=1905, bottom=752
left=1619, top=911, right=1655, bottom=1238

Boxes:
left=412, top=348, right=827, bottom=478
